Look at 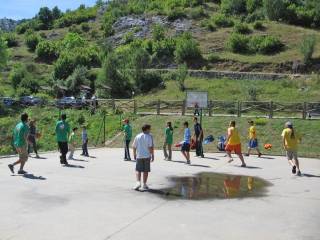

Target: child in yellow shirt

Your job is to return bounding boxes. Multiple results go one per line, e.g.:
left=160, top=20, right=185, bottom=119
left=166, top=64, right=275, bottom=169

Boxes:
left=281, top=122, right=302, bottom=176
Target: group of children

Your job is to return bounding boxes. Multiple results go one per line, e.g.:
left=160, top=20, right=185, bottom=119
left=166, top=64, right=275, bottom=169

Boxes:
left=7, top=113, right=90, bottom=174
left=7, top=113, right=303, bottom=190
left=124, top=117, right=303, bottom=190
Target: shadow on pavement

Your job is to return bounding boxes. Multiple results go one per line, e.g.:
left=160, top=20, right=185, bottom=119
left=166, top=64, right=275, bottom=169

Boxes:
left=70, top=158, right=89, bottom=162
left=259, top=156, right=275, bottom=159
left=202, top=156, right=219, bottom=160
left=190, top=164, right=211, bottom=168
left=234, top=166, right=262, bottom=169
left=23, top=173, right=46, bottom=180
left=63, top=164, right=85, bottom=169
left=303, top=173, right=320, bottom=178
left=169, top=160, right=186, bottom=164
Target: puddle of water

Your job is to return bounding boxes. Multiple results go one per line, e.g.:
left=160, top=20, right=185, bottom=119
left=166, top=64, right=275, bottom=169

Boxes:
left=149, top=172, right=271, bottom=200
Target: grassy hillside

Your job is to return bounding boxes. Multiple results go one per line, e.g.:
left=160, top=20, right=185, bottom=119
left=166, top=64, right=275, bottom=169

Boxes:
left=136, top=76, right=320, bottom=102
left=108, top=115, right=320, bottom=159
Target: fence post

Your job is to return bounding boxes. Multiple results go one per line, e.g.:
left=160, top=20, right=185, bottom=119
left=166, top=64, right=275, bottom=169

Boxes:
left=269, top=101, right=273, bottom=119
left=133, top=99, right=137, bottom=114
left=182, top=100, right=186, bottom=116
left=112, top=99, right=116, bottom=112
left=157, top=99, right=161, bottom=115
left=208, top=100, right=212, bottom=117
left=237, top=101, right=241, bottom=117
left=302, top=102, right=307, bottom=119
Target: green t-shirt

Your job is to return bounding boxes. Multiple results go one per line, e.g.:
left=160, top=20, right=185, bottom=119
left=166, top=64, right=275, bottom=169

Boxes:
left=13, top=122, right=29, bottom=148
left=55, top=120, right=70, bottom=142
left=165, top=127, right=173, bottom=145
left=123, top=124, right=132, bottom=141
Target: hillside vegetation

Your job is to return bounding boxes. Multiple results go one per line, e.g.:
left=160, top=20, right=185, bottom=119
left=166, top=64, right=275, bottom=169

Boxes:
left=0, top=0, right=320, bottom=100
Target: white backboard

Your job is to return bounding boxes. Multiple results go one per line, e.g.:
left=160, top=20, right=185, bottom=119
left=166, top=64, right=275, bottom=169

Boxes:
left=186, top=91, right=208, bottom=108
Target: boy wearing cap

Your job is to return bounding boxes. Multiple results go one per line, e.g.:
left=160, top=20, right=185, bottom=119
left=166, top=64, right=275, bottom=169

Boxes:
left=281, top=122, right=302, bottom=176
left=123, top=119, right=132, bottom=161
left=246, top=120, right=262, bottom=157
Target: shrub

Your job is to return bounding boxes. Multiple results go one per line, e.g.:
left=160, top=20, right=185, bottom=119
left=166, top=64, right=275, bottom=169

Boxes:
left=25, top=33, right=41, bottom=51
left=189, top=6, right=206, bottom=19
left=3, top=33, right=18, bottom=47
left=0, top=37, right=8, bottom=69
left=19, top=77, right=40, bottom=94
left=211, top=13, right=234, bottom=27
left=123, top=31, right=135, bottom=44
left=152, top=24, right=165, bottom=41
left=221, top=0, right=246, bottom=15
left=69, top=25, right=82, bottom=34
left=152, top=38, right=176, bottom=59
left=167, top=8, right=186, bottom=21
left=246, top=0, right=263, bottom=13
left=16, top=88, right=31, bottom=97
left=36, top=40, right=59, bottom=62
left=253, top=21, right=264, bottom=30
left=263, top=0, right=286, bottom=21
left=247, top=86, right=260, bottom=100
left=61, top=33, right=86, bottom=50
left=251, top=35, right=283, bottom=54
left=300, top=34, right=316, bottom=64
left=9, top=64, right=26, bottom=89
left=207, top=53, right=220, bottom=63
left=233, top=22, right=251, bottom=34
left=245, top=9, right=265, bottom=22
left=226, top=33, right=249, bottom=53
left=136, top=71, right=163, bottom=93
left=255, top=118, right=268, bottom=126
left=81, top=22, right=90, bottom=32
left=174, top=33, right=202, bottom=64
left=200, top=20, right=216, bottom=31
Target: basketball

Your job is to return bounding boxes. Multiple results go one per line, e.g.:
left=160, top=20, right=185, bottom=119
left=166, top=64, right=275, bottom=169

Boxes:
left=264, top=143, right=272, bottom=150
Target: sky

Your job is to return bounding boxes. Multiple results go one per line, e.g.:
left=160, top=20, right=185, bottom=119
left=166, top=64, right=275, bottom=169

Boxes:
left=0, top=0, right=98, bottom=20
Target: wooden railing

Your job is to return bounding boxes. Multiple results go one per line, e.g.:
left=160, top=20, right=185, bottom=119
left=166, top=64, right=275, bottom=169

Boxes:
left=96, top=99, right=320, bottom=119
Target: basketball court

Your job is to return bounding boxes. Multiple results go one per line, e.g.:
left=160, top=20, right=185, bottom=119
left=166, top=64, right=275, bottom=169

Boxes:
left=0, top=148, right=319, bottom=240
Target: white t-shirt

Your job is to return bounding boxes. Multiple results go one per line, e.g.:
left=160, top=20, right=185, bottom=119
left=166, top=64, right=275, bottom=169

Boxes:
left=132, top=132, right=154, bottom=159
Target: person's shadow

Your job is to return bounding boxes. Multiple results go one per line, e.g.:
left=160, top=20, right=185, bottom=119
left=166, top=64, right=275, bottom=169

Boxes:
left=69, top=158, right=89, bottom=162
left=303, top=173, right=320, bottom=178
left=63, top=164, right=85, bottom=169
left=23, top=173, right=46, bottom=180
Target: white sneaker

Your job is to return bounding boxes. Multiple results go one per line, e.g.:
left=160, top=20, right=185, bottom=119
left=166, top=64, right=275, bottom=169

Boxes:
left=133, top=182, right=141, bottom=190
left=142, top=184, right=149, bottom=191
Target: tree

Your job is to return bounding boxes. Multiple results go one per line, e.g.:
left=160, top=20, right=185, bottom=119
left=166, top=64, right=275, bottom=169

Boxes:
left=38, top=7, right=53, bottom=29
left=0, top=36, right=8, bottom=70
left=52, top=6, right=62, bottom=20
left=221, top=0, right=247, bottom=15
left=174, top=33, right=202, bottom=64
left=66, top=66, right=90, bottom=95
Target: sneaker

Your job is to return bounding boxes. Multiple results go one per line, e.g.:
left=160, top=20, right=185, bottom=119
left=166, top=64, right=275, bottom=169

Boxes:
left=142, top=184, right=149, bottom=191
left=8, top=164, right=14, bottom=174
left=228, top=158, right=234, bottom=163
left=17, top=170, right=27, bottom=175
left=244, top=154, right=249, bottom=157
left=133, top=182, right=141, bottom=190
left=292, top=166, right=297, bottom=174
left=297, top=171, right=302, bottom=176
left=187, top=160, right=191, bottom=165
left=201, top=155, right=204, bottom=158
left=240, top=164, right=247, bottom=168
left=258, top=153, right=262, bottom=157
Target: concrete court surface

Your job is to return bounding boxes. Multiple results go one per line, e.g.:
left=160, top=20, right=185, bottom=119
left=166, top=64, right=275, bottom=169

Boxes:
left=0, top=148, right=319, bottom=240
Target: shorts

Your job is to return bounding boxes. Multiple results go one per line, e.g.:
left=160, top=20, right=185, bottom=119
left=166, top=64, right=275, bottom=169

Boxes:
left=286, top=150, right=298, bottom=160
left=181, top=142, right=190, bottom=152
left=16, top=147, right=28, bottom=161
left=225, top=144, right=242, bottom=154
left=248, top=139, right=258, bottom=148
left=136, top=158, right=151, bottom=172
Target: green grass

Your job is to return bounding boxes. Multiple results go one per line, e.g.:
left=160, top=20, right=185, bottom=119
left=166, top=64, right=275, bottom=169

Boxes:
left=108, top=115, right=320, bottom=158
left=136, top=77, right=320, bottom=102
left=0, top=106, right=135, bottom=155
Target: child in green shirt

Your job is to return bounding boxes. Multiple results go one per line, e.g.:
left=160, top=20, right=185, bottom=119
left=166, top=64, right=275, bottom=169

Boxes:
left=68, top=127, right=78, bottom=160
left=163, top=122, right=173, bottom=160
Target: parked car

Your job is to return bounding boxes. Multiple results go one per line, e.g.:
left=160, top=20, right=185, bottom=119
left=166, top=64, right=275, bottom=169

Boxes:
left=1, top=97, right=17, bottom=107
left=19, top=96, right=43, bottom=106
left=56, top=96, right=84, bottom=109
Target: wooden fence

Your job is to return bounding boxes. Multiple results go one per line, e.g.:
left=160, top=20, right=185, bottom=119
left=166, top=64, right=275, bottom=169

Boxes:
left=97, top=99, right=320, bottom=119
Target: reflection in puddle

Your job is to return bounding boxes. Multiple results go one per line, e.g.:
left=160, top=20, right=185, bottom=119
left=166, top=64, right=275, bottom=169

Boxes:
left=150, top=172, right=271, bottom=200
